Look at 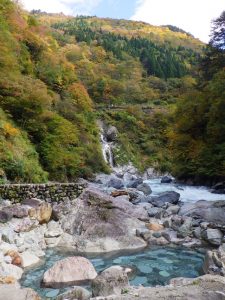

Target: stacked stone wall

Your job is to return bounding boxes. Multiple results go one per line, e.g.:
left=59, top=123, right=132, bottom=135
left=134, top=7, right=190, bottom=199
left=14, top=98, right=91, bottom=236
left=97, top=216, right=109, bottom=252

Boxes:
left=0, top=182, right=87, bottom=203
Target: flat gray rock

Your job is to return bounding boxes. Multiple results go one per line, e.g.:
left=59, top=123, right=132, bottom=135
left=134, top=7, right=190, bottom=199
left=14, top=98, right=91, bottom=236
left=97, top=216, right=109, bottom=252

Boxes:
left=148, top=191, right=180, bottom=208
left=179, top=200, right=225, bottom=225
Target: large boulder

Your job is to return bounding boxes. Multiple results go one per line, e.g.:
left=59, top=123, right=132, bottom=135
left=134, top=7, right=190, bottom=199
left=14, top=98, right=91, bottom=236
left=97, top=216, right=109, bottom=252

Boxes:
left=107, top=176, right=124, bottom=189
left=179, top=200, right=225, bottom=225
left=60, top=187, right=147, bottom=253
left=2, top=205, right=29, bottom=219
left=22, top=198, right=52, bottom=224
left=126, top=178, right=143, bottom=189
left=161, top=176, right=173, bottom=183
left=137, top=183, right=152, bottom=195
left=202, top=228, right=223, bottom=246
left=42, top=256, right=97, bottom=288
left=148, top=191, right=180, bottom=208
left=0, top=210, right=13, bottom=223
left=211, top=182, right=225, bottom=194
left=106, top=125, right=118, bottom=141
left=92, top=266, right=129, bottom=297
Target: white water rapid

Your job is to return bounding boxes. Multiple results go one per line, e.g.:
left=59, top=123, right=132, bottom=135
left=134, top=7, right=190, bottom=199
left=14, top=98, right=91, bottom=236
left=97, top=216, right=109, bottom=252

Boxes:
left=145, top=178, right=225, bottom=203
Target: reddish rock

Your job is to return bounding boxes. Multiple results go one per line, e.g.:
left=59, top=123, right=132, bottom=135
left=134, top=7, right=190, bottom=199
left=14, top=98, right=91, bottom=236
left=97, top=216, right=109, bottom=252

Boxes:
left=111, top=191, right=129, bottom=197
left=146, top=223, right=164, bottom=232
left=6, top=250, right=22, bottom=267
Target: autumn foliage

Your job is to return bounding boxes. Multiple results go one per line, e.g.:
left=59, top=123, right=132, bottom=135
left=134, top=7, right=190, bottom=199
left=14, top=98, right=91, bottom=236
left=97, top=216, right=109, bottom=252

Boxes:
left=1, top=0, right=222, bottom=184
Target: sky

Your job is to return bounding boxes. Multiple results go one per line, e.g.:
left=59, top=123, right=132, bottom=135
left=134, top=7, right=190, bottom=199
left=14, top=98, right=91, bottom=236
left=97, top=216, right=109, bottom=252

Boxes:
left=21, top=0, right=225, bottom=42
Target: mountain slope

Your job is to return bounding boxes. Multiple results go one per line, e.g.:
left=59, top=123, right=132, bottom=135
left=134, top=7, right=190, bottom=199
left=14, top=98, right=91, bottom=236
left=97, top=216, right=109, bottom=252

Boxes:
left=0, top=0, right=107, bottom=182
left=0, top=1, right=204, bottom=182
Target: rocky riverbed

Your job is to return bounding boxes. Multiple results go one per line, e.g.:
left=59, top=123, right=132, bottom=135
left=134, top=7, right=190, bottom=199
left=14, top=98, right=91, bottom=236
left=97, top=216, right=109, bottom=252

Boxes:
left=0, top=165, right=225, bottom=299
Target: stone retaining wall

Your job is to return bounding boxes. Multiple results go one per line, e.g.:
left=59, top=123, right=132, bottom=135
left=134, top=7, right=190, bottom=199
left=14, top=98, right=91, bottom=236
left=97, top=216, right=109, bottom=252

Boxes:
left=0, top=181, right=87, bottom=204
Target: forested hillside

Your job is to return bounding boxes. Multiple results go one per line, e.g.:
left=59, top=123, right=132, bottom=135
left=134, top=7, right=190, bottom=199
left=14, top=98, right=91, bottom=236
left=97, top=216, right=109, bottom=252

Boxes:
left=0, top=0, right=107, bottom=182
left=1, top=0, right=223, bottom=184
left=169, top=11, right=225, bottom=184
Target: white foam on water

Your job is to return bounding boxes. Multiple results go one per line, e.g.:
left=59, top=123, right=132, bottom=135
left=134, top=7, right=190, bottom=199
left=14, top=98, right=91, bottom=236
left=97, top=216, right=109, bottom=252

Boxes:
left=100, top=133, right=114, bottom=167
left=145, top=178, right=225, bottom=203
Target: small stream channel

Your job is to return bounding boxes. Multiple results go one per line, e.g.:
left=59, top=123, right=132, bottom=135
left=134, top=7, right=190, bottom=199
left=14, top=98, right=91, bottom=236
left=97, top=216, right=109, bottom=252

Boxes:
left=21, top=246, right=205, bottom=299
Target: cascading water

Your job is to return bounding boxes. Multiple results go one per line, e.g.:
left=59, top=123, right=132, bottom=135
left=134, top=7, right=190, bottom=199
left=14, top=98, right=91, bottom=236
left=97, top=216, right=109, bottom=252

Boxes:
left=100, top=133, right=114, bottom=167
left=98, top=120, right=114, bottom=168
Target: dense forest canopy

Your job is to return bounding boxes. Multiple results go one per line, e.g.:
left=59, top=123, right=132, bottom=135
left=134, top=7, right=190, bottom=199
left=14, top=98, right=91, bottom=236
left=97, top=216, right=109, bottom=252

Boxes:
left=0, top=0, right=107, bottom=182
left=52, top=18, right=199, bottom=79
left=169, top=11, right=225, bottom=183
left=0, top=0, right=224, bottom=184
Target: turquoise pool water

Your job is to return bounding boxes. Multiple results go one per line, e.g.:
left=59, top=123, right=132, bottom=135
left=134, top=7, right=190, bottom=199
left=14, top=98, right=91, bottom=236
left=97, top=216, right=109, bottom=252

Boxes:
left=21, top=246, right=205, bottom=299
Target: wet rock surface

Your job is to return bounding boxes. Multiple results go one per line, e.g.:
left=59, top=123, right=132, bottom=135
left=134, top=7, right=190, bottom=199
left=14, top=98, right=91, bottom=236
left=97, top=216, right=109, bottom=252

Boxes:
left=211, top=182, right=225, bottom=194
left=161, top=176, right=173, bottom=184
left=137, top=183, right=152, bottom=195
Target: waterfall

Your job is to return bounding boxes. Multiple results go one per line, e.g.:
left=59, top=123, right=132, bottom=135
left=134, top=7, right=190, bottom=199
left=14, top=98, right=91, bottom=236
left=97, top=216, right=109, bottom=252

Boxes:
left=98, top=120, right=114, bottom=168
left=100, top=132, right=114, bottom=168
